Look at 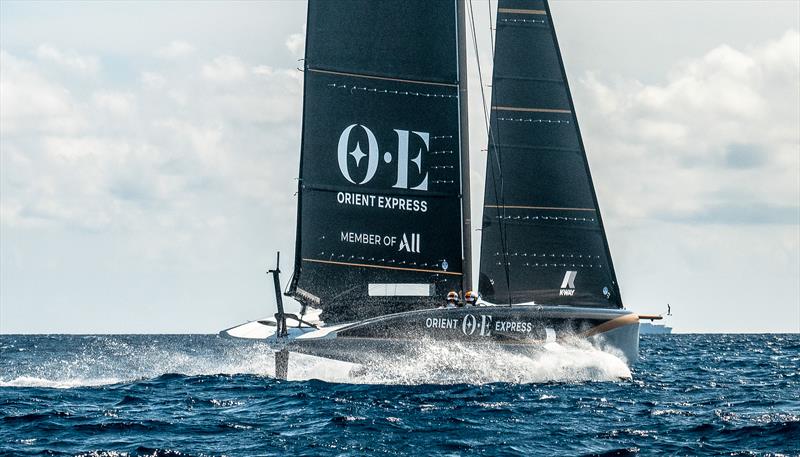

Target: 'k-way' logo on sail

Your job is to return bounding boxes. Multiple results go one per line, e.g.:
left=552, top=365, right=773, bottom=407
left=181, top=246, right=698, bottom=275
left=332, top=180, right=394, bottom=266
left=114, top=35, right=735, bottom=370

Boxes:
left=398, top=233, right=420, bottom=253
left=559, top=271, right=577, bottom=296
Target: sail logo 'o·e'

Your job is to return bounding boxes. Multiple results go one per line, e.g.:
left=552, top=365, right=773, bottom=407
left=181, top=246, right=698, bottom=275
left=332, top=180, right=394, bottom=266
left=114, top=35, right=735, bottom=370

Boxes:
left=559, top=271, right=577, bottom=296
left=336, top=124, right=429, bottom=191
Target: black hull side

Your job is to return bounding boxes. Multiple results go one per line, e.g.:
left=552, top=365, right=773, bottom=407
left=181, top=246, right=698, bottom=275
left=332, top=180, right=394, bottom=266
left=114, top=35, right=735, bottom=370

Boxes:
left=287, top=305, right=640, bottom=364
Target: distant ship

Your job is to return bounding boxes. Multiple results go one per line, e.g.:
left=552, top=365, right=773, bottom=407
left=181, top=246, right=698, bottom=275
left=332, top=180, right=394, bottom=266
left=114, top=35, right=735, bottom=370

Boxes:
left=639, top=323, right=673, bottom=335
left=221, top=0, right=659, bottom=378
left=640, top=304, right=673, bottom=334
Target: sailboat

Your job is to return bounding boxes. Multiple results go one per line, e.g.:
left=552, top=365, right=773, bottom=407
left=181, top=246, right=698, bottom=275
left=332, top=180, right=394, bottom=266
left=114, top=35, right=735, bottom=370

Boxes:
left=221, top=0, right=657, bottom=378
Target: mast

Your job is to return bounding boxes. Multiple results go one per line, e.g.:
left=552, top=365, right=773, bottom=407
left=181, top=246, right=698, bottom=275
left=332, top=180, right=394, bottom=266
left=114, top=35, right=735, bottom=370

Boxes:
left=457, top=0, right=472, bottom=294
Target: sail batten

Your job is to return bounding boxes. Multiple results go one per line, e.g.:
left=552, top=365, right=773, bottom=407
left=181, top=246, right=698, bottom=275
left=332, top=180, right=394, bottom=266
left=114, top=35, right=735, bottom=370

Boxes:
left=485, top=205, right=595, bottom=211
left=479, top=0, right=623, bottom=308
left=493, top=106, right=572, bottom=113
left=496, top=8, right=547, bottom=15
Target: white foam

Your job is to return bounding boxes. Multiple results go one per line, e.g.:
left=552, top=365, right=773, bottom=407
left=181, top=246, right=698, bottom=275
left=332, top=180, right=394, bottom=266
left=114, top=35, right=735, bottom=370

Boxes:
left=285, top=338, right=631, bottom=384
left=0, top=376, right=125, bottom=389
left=1, top=336, right=631, bottom=388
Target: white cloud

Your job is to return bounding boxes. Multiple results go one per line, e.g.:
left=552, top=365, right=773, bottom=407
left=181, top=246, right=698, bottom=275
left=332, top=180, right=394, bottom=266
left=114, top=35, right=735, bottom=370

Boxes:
left=155, top=40, right=195, bottom=59
left=575, top=29, right=800, bottom=227
left=35, top=44, right=99, bottom=74
left=154, top=118, right=226, bottom=169
left=285, top=30, right=304, bottom=58
left=92, top=91, right=135, bottom=117
left=141, top=71, right=166, bottom=89
left=252, top=65, right=274, bottom=77
left=202, top=55, right=248, bottom=83
left=2, top=47, right=302, bottom=237
left=0, top=50, right=86, bottom=135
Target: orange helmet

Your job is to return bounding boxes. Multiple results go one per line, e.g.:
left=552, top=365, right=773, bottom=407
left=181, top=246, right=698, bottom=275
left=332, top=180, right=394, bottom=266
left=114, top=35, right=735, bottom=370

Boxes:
left=465, top=290, right=478, bottom=304
left=447, top=291, right=458, bottom=302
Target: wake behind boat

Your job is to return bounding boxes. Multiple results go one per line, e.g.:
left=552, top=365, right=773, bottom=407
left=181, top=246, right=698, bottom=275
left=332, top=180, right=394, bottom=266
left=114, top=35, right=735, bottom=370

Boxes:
left=221, top=0, right=658, bottom=378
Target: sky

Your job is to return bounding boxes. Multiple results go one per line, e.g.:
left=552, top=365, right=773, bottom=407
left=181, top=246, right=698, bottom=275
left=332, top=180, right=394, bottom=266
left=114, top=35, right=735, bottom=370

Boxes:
left=0, top=1, right=798, bottom=334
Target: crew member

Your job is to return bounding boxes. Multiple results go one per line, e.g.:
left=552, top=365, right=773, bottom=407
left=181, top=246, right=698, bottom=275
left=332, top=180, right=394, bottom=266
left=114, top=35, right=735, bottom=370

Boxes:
left=464, top=290, right=479, bottom=306
left=445, top=291, right=459, bottom=309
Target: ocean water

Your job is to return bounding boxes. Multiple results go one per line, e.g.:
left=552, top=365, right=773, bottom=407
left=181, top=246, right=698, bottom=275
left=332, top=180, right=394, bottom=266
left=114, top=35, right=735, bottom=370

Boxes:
left=1, top=334, right=798, bottom=456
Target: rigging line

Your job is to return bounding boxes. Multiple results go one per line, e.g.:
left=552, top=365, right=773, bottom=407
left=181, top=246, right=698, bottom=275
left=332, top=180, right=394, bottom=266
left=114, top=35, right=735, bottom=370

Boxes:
left=468, top=0, right=508, bottom=301
left=467, top=0, right=489, bottom=135
left=487, top=5, right=511, bottom=307
left=468, top=0, right=512, bottom=306
left=490, top=8, right=512, bottom=309
left=487, top=0, right=495, bottom=59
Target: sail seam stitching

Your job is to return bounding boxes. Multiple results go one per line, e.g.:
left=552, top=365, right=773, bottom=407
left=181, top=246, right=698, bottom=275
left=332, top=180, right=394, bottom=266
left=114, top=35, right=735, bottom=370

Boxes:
left=497, top=117, right=570, bottom=123
left=302, top=258, right=462, bottom=276
left=325, top=83, right=457, bottom=99
left=308, top=68, right=458, bottom=88
left=499, top=18, right=547, bottom=25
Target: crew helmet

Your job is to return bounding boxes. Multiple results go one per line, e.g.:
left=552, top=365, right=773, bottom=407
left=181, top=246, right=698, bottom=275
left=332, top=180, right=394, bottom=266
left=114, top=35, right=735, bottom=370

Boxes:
left=464, top=290, right=478, bottom=304
left=446, top=291, right=458, bottom=302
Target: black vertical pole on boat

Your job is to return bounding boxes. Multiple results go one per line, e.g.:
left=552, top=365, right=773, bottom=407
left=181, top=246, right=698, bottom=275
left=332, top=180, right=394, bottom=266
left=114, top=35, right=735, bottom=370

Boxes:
left=268, top=252, right=288, bottom=338
left=275, top=349, right=289, bottom=380
left=456, top=0, right=473, bottom=295
left=268, top=251, right=289, bottom=380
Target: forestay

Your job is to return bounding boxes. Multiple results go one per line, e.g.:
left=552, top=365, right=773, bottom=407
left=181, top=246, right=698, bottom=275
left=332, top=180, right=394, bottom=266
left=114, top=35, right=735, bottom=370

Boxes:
left=290, top=0, right=468, bottom=323
left=478, top=0, right=623, bottom=308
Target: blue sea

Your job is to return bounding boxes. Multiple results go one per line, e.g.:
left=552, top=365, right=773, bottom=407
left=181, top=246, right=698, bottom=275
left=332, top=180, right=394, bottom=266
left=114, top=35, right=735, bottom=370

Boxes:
left=1, top=334, right=798, bottom=456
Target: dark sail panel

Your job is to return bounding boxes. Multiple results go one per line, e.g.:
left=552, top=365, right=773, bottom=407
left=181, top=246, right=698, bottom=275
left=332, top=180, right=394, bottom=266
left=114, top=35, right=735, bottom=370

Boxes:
left=291, top=1, right=465, bottom=323
left=479, top=0, right=623, bottom=308
left=306, top=0, right=458, bottom=84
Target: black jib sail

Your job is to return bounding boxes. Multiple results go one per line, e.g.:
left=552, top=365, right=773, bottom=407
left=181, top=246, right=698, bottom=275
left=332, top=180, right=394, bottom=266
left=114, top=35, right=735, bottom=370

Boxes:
left=289, top=0, right=469, bottom=323
left=478, top=0, right=623, bottom=308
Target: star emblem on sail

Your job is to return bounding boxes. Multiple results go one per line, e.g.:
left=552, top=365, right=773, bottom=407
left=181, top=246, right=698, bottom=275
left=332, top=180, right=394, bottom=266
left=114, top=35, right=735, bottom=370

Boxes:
left=350, top=142, right=366, bottom=166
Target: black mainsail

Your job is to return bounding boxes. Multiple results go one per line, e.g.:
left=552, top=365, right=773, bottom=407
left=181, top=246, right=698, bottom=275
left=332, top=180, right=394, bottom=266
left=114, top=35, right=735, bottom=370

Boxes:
left=478, top=0, right=623, bottom=308
left=289, top=0, right=470, bottom=324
